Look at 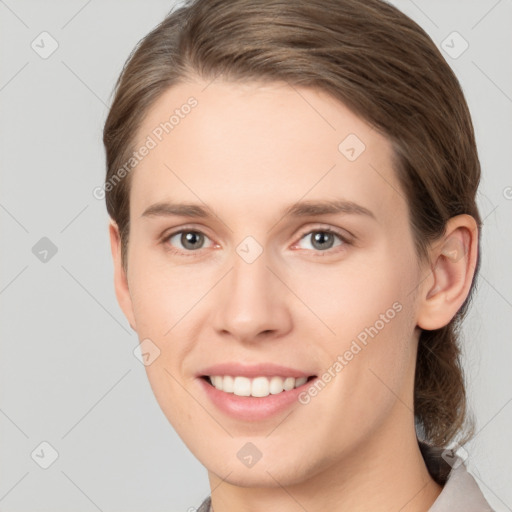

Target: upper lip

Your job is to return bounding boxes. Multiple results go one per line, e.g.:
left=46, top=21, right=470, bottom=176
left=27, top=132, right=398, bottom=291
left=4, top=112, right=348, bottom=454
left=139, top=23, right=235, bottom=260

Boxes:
left=197, top=362, right=316, bottom=379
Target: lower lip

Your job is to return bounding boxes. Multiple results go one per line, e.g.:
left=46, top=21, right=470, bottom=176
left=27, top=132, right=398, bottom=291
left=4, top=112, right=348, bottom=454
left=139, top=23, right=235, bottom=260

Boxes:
left=198, top=377, right=317, bottom=421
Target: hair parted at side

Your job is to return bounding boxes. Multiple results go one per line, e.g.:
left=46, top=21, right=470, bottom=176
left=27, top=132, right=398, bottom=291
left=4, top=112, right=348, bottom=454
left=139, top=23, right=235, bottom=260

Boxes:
left=103, top=0, right=482, bottom=483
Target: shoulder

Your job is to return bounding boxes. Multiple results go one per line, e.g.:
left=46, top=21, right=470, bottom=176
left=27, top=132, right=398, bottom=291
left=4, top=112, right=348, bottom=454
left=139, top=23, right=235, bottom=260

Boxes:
left=420, top=442, right=494, bottom=512
left=429, top=463, right=494, bottom=511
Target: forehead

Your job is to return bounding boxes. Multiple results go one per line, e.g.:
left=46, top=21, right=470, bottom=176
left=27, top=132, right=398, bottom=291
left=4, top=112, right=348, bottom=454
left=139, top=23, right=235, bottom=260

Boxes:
left=129, top=79, right=405, bottom=226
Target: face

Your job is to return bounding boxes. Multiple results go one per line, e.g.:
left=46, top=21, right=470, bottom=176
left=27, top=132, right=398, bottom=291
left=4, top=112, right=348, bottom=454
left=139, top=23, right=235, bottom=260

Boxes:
left=112, top=79, right=428, bottom=487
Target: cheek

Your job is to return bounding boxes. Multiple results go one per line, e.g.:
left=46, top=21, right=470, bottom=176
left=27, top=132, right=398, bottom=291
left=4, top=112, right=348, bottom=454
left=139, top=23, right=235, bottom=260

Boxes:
left=289, top=250, right=406, bottom=341
left=301, top=299, right=416, bottom=463
left=302, top=251, right=416, bottom=415
left=127, top=249, right=211, bottom=337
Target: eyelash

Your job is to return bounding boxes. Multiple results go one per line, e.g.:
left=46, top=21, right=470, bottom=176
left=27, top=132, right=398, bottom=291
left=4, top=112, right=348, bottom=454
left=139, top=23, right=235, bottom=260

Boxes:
left=160, top=225, right=353, bottom=258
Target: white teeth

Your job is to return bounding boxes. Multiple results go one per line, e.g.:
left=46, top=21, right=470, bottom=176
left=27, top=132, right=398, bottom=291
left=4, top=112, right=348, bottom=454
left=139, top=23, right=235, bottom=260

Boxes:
left=295, top=376, right=308, bottom=387
left=233, top=376, right=251, bottom=396
left=211, top=376, right=223, bottom=390
left=283, top=377, right=295, bottom=391
left=208, top=375, right=310, bottom=397
left=251, top=376, right=269, bottom=397
left=222, top=375, right=234, bottom=393
left=269, top=376, right=285, bottom=394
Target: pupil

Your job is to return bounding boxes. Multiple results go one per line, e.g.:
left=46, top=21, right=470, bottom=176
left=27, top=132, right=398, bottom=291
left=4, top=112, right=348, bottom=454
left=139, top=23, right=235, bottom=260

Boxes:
left=312, top=231, right=334, bottom=250
left=183, top=231, right=203, bottom=250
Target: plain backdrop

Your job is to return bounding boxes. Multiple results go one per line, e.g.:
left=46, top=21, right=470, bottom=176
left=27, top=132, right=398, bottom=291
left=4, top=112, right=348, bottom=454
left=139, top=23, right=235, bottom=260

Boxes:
left=0, top=1, right=511, bottom=511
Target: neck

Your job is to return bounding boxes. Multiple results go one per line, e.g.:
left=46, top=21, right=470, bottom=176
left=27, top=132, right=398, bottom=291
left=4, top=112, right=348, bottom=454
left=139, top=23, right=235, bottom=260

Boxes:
left=207, top=408, right=442, bottom=512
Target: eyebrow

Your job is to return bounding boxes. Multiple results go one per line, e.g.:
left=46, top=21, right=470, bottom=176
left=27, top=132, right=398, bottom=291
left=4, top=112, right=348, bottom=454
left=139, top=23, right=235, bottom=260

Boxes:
left=141, top=199, right=376, bottom=221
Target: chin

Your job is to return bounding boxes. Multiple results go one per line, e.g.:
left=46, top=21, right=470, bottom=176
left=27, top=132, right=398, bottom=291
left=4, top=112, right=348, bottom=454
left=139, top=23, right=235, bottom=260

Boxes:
left=200, top=445, right=321, bottom=488
left=209, top=463, right=309, bottom=488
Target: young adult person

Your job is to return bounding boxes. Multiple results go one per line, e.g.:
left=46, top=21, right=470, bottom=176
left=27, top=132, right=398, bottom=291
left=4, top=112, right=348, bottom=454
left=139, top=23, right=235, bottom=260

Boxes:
left=103, top=1, right=493, bottom=510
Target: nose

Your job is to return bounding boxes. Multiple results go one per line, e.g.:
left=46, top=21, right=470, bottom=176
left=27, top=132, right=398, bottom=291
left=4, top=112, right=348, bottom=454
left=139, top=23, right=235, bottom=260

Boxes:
left=211, top=247, right=293, bottom=344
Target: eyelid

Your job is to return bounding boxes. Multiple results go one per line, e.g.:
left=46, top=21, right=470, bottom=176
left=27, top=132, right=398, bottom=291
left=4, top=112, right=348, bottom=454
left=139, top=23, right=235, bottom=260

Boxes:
left=295, top=223, right=354, bottom=244
left=160, top=223, right=354, bottom=256
left=289, top=224, right=353, bottom=256
left=160, top=224, right=216, bottom=256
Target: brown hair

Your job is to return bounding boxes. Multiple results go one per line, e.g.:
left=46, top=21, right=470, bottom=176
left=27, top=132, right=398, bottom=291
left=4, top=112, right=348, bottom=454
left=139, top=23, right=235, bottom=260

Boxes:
left=103, top=0, right=482, bottom=482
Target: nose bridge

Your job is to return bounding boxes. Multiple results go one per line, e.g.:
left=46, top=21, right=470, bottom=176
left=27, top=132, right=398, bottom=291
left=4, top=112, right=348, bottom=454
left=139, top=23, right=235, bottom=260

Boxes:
left=212, top=242, right=291, bottom=341
left=231, top=246, right=272, bottom=303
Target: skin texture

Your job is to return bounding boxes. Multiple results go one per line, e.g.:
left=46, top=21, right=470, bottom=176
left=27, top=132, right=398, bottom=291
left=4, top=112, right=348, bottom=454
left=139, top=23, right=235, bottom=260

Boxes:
left=109, top=79, right=478, bottom=512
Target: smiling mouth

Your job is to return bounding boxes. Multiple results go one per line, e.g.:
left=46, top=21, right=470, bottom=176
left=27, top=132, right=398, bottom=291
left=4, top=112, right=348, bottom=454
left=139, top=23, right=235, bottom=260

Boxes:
left=201, top=375, right=316, bottom=398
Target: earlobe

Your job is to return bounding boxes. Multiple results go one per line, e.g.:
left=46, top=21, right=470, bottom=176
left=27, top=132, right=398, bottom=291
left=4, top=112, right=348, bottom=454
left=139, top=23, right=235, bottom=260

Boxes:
left=416, top=215, right=478, bottom=331
left=109, top=220, right=137, bottom=331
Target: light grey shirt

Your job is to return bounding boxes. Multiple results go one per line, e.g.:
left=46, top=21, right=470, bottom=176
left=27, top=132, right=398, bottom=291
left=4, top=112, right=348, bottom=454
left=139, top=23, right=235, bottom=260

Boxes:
left=195, top=455, right=493, bottom=511
left=428, top=458, right=494, bottom=511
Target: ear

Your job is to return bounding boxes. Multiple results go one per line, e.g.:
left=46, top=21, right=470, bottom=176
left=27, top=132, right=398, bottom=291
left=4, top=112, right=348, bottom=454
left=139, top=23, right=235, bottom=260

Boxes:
left=416, top=214, right=479, bottom=330
left=109, top=219, right=137, bottom=331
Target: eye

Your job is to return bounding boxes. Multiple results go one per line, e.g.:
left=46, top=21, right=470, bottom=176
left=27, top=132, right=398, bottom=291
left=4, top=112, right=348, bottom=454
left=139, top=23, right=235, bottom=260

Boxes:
left=161, top=226, right=352, bottom=257
left=163, top=229, right=215, bottom=255
left=293, top=228, right=351, bottom=254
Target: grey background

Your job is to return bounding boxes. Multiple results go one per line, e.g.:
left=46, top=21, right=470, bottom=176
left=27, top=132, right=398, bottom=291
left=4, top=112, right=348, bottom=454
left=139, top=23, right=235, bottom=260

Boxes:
left=0, top=1, right=511, bottom=511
